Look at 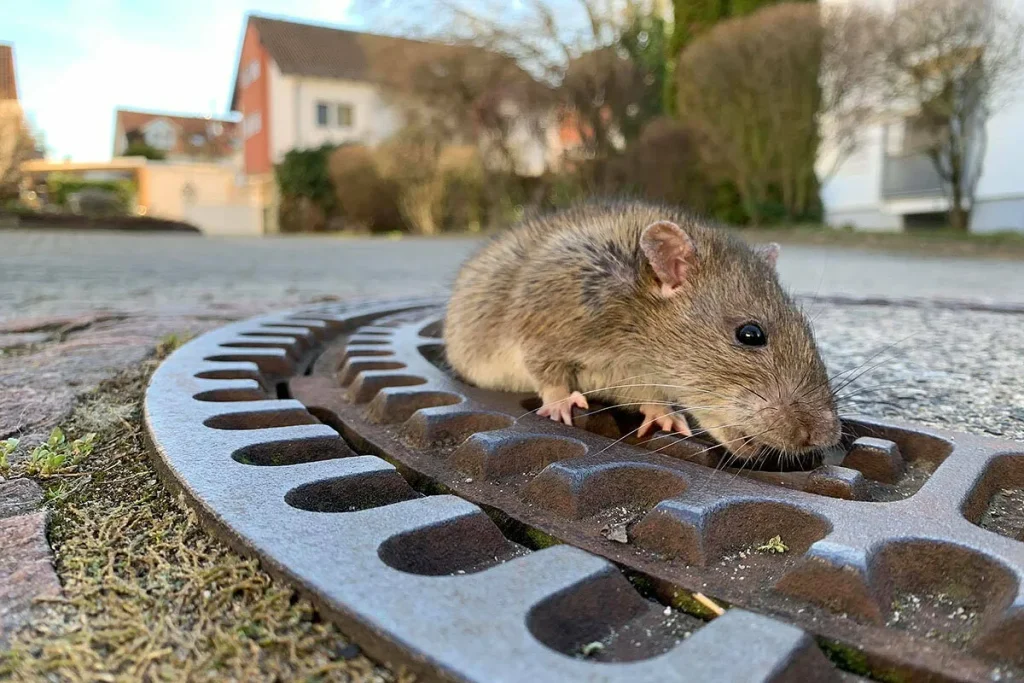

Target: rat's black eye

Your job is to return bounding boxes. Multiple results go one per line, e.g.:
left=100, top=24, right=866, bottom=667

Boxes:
left=735, top=322, right=767, bottom=347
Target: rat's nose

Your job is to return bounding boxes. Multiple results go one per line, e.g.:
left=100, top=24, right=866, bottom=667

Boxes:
left=806, top=411, right=841, bottom=449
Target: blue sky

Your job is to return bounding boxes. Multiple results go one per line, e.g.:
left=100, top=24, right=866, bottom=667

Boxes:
left=4, top=0, right=360, bottom=161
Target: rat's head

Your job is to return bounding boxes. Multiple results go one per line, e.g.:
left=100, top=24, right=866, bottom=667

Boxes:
left=637, top=219, right=841, bottom=463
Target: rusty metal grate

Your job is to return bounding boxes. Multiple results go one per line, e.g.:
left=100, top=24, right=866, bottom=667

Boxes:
left=146, top=298, right=1024, bottom=683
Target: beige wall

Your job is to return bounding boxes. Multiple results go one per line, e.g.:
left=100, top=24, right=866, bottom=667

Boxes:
left=142, top=162, right=264, bottom=236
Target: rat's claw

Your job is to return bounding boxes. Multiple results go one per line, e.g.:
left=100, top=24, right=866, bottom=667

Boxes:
left=638, top=404, right=692, bottom=438
left=537, top=389, right=588, bottom=426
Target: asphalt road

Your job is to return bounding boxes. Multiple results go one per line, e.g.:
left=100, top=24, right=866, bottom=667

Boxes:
left=3, top=230, right=1024, bottom=320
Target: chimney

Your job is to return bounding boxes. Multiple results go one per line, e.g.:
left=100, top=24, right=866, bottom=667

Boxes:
left=0, top=44, right=17, bottom=101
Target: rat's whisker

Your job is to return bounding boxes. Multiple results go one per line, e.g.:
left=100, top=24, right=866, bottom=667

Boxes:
left=825, top=333, right=915, bottom=385
left=834, top=383, right=907, bottom=400
left=829, top=357, right=903, bottom=399
left=646, top=424, right=763, bottom=463
left=641, top=421, right=754, bottom=449
left=576, top=402, right=724, bottom=420
left=588, top=405, right=705, bottom=459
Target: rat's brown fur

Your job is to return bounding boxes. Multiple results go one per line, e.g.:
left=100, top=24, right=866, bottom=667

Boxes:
left=444, top=199, right=840, bottom=460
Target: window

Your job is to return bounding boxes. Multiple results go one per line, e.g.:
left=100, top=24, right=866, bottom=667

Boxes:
left=316, top=102, right=329, bottom=127
left=143, top=120, right=176, bottom=150
left=337, top=104, right=353, bottom=128
left=902, top=115, right=944, bottom=156
left=190, top=134, right=206, bottom=147
left=241, top=60, right=260, bottom=87
left=243, top=112, right=262, bottom=139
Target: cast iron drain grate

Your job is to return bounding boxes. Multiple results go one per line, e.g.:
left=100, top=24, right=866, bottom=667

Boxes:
left=145, top=298, right=1024, bottom=683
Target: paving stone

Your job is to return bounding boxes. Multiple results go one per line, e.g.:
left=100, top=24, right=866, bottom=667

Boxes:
left=0, top=511, right=62, bottom=646
left=0, top=479, right=43, bottom=519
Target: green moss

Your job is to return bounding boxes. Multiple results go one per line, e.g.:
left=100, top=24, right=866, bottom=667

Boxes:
left=670, top=589, right=720, bottom=620
left=818, top=639, right=907, bottom=683
left=155, top=332, right=194, bottom=358
left=626, top=573, right=654, bottom=595
left=523, top=527, right=562, bottom=550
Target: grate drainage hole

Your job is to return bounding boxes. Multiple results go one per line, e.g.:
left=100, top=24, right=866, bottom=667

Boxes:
left=871, top=540, right=1018, bottom=648
left=203, top=409, right=318, bottom=430
left=232, top=436, right=355, bottom=466
left=193, top=388, right=269, bottom=402
left=339, top=361, right=407, bottom=387
left=221, top=341, right=298, bottom=354
left=284, top=471, right=420, bottom=512
left=347, top=339, right=392, bottom=347
left=377, top=512, right=527, bottom=576
left=526, top=568, right=702, bottom=663
left=418, top=342, right=447, bottom=369
left=196, top=369, right=262, bottom=381
left=205, top=354, right=292, bottom=376
left=418, top=320, right=443, bottom=339
left=964, top=453, right=1024, bottom=542
left=344, top=349, right=394, bottom=359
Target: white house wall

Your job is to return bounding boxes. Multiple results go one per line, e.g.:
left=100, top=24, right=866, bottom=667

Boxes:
left=819, top=124, right=902, bottom=230
left=268, top=59, right=294, bottom=165
left=970, top=97, right=1024, bottom=232
left=268, top=63, right=403, bottom=163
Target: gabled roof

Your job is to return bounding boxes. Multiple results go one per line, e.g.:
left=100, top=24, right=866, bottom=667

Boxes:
left=229, top=15, right=491, bottom=110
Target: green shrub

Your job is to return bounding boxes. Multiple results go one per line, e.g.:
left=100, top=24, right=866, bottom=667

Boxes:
left=123, top=141, right=166, bottom=160
left=47, top=176, right=134, bottom=214
left=328, top=145, right=404, bottom=233
left=275, top=145, right=337, bottom=231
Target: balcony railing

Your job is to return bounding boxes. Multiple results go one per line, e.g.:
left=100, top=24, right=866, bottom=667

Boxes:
left=881, top=154, right=946, bottom=199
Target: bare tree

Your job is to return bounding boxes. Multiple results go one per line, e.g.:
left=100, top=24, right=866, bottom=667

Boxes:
left=353, top=0, right=667, bottom=174
left=872, top=0, right=1024, bottom=231
left=0, top=102, right=37, bottom=202
left=676, top=3, right=877, bottom=223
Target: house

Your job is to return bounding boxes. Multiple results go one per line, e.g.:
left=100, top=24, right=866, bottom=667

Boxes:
left=112, top=109, right=241, bottom=166
left=228, top=15, right=552, bottom=181
left=818, top=0, right=1024, bottom=233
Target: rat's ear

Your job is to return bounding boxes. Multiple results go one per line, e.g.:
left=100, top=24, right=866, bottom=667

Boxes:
left=641, top=221, right=697, bottom=297
left=757, top=242, right=781, bottom=268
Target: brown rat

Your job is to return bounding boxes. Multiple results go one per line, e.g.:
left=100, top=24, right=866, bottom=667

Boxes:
left=444, top=199, right=840, bottom=461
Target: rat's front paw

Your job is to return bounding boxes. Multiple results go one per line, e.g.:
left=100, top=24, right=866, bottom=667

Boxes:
left=637, top=403, right=692, bottom=438
left=537, top=389, right=589, bottom=426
